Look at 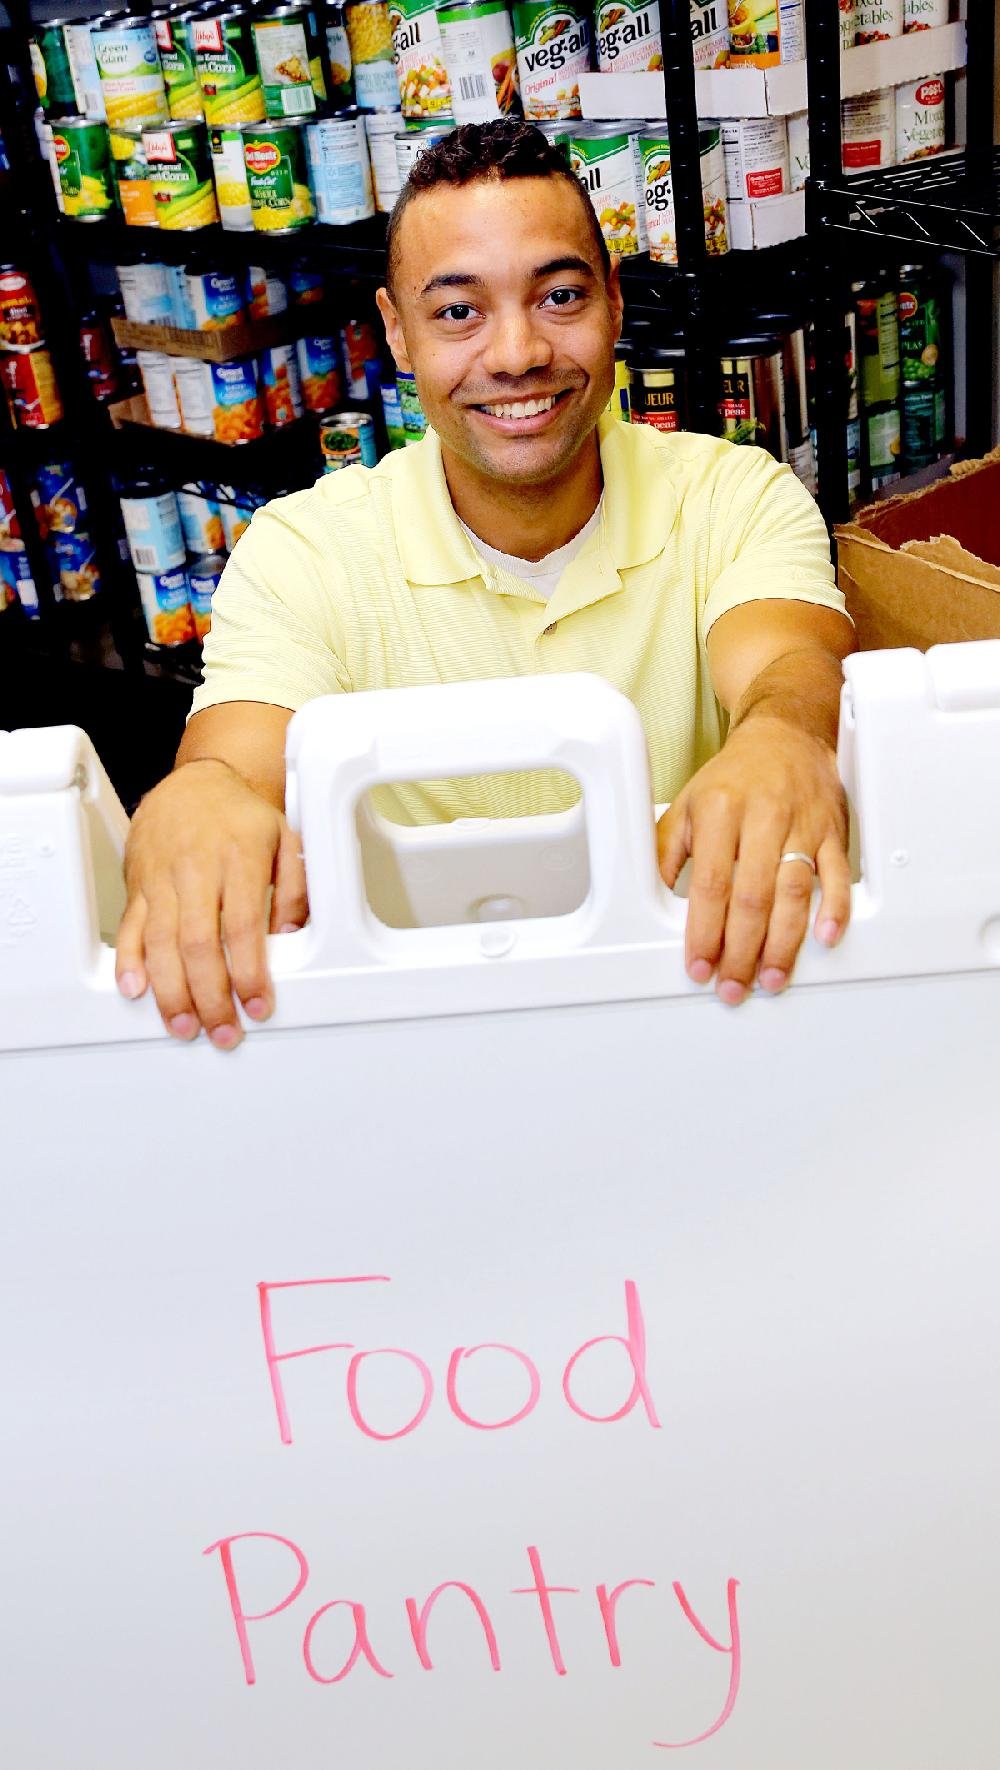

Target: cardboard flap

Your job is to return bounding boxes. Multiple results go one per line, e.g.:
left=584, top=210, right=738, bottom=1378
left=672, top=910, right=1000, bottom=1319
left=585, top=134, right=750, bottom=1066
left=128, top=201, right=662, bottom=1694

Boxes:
left=902, top=535, right=1000, bottom=591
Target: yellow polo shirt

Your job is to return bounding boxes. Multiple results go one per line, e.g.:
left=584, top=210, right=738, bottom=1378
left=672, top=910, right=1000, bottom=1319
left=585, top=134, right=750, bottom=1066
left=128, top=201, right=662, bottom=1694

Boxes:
left=191, top=416, right=846, bottom=824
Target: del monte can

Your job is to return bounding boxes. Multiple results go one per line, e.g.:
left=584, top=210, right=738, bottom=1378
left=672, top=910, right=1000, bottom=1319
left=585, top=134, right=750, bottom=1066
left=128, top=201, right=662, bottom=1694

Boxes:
left=596, top=0, right=663, bottom=75
left=513, top=2, right=590, bottom=121
left=242, top=118, right=316, bottom=230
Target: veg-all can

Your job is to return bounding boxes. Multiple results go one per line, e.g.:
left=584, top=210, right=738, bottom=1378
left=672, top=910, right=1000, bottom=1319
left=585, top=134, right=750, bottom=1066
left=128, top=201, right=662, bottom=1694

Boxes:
left=1, top=346, right=63, bottom=429
left=345, top=0, right=400, bottom=109
left=32, top=461, right=87, bottom=535
left=260, top=342, right=304, bottom=424
left=327, top=4, right=356, bottom=102
left=838, top=0, right=857, bottom=50
left=437, top=1, right=520, bottom=123
left=109, top=124, right=159, bottom=227
left=79, top=312, right=119, bottom=401
left=855, top=0, right=902, bottom=42
left=514, top=1, right=590, bottom=120
left=155, top=10, right=205, bottom=118
left=305, top=111, right=374, bottom=221
left=394, top=120, right=454, bottom=181
left=138, top=563, right=196, bottom=644
left=52, top=116, right=116, bottom=220
left=209, top=356, right=266, bottom=441
left=718, top=338, right=786, bottom=457
left=699, top=125, right=728, bottom=254
left=896, top=74, right=945, bottom=163
left=117, top=258, right=175, bottom=324
left=246, top=265, right=289, bottom=315
left=136, top=349, right=182, bottom=428
left=390, top=0, right=454, bottom=120
left=365, top=109, right=404, bottom=208
left=210, top=122, right=254, bottom=228
left=187, top=552, right=226, bottom=637
left=144, top=119, right=220, bottom=227
left=397, top=367, right=427, bottom=441
left=640, top=126, right=728, bottom=262
left=29, top=24, right=78, bottom=115
left=841, top=89, right=895, bottom=173
left=185, top=263, right=245, bottom=326
left=120, top=484, right=186, bottom=572
left=904, top=0, right=947, bottom=28
left=786, top=109, right=809, bottom=190
left=178, top=485, right=227, bottom=554
left=720, top=115, right=788, bottom=199
left=242, top=118, right=316, bottom=230
left=631, top=347, right=686, bottom=431
left=253, top=5, right=327, bottom=116
left=341, top=317, right=379, bottom=399
left=50, top=530, right=102, bottom=601
left=533, top=117, right=573, bottom=156
left=92, top=15, right=170, bottom=127
left=0, top=266, right=43, bottom=349
left=193, top=10, right=266, bottom=125
left=297, top=333, right=343, bottom=408
left=690, top=0, right=729, bottom=67
left=571, top=123, right=647, bottom=256
left=595, top=0, right=662, bottom=76
left=64, top=21, right=107, bottom=120
left=727, top=0, right=803, bottom=66
left=319, top=408, right=377, bottom=469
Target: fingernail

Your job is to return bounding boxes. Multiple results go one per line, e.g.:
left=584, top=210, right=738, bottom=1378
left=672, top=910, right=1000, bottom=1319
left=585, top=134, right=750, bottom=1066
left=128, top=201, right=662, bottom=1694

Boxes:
left=118, top=970, right=142, bottom=1000
left=717, top=980, right=746, bottom=1007
left=210, top=1024, right=241, bottom=1050
left=688, top=958, right=713, bottom=984
left=817, top=919, right=840, bottom=946
left=169, top=1013, right=198, bottom=1040
left=279, top=923, right=300, bottom=935
left=759, top=967, right=786, bottom=993
left=244, top=995, right=270, bottom=1021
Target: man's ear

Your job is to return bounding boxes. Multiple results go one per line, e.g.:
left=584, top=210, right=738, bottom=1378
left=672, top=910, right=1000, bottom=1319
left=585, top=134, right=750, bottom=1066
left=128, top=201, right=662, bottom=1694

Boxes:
left=375, top=287, right=413, bottom=374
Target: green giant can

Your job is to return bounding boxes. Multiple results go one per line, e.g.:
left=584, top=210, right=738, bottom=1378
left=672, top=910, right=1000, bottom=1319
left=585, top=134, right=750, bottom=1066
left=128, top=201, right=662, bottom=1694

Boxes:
left=30, top=23, right=79, bottom=115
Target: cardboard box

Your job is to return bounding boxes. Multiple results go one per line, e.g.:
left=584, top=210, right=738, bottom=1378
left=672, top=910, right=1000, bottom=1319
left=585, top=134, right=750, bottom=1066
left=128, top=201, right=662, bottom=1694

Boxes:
left=110, top=314, right=291, bottom=361
left=725, top=190, right=804, bottom=250
left=835, top=450, right=1000, bottom=651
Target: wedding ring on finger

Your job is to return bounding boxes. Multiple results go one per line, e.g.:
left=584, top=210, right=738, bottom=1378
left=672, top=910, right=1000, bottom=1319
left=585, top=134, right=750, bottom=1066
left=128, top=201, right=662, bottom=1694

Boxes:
left=779, top=851, right=817, bottom=874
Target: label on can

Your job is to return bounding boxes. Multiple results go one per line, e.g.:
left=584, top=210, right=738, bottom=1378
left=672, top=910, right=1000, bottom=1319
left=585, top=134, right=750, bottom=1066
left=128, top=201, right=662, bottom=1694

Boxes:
left=0, top=268, right=42, bottom=348
left=209, top=357, right=266, bottom=442
left=297, top=335, right=344, bottom=410
left=438, top=1, right=520, bottom=122
left=346, top=1, right=401, bottom=109
left=109, top=126, right=159, bottom=227
left=866, top=404, right=901, bottom=484
left=253, top=15, right=322, bottom=117
left=218, top=489, right=262, bottom=549
left=0, top=347, right=64, bottom=428
left=178, top=488, right=226, bottom=556
left=721, top=116, right=788, bottom=199
left=690, top=0, right=729, bottom=68
left=700, top=127, right=728, bottom=254
left=246, top=266, right=289, bottom=316
left=514, top=3, right=590, bottom=119
left=341, top=318, right=379, bottom=399
left=80, top=319, right=119, bottom=401
left=306, top=116, right=374, bottom=223
left=389, top=0, right=454, bottom=120
left=51, top=530, right=102, bottom=601
left=65, top=22, right=107, bottom=120
left=366, top=109, right=404, bottom=209
left=632, top=365, right=681, bottom=431
left=727, top=0, right=803, bottom=65
left=595, top=0, right=662, bottom=75
left=786, top=109, right=809, bottom=190
left=901, top=382, right=937, bottom=469
left=187, top=555, right=226, bottom=638
left=118, top=261, right=175, bottom=325
left=841, top=90, right=895, bottom=170
left=327, top=18, right=355, bottom=101
left=53, top=122, right=116, bottom=219
left=855, top=0, right=903, bottom=42
left=120, top=490, right=186, bottom=573
left=192, top=14, right=267, bottom=125
left=896, top=75, right=945, bottom=163
left=397, top=368, right=427, bottom=439
left=155, top=15, right=205, bottom=119
left=31, top=26, right=77, bottom=113
left=904, top=0, right=947, bottom=28
left=395, top=124, right=453, bottom=181
left=187, top=268, right=245, bottom=328
left=856, top=288, right=900, bottom=405
left=718, top=352, right=783, bottom=455
left=137, top=350, right=183, bottom=427
left=92, top=19, right=170, bottom=127
left=243, top=123, right=316, bottom=229
left=290, top=265, right=327, bottom=304
left=320, top=409, right=377, bottom=469
left=138, top=564, right=196, bottom=644
left=839, top=0, right=857, bottom=50
left=144, top=123, right=220, bottom=228
left=33, top=462, right=86, bottom=535
left=571, top=129, right=647, bottom=256
left=898, top=277, right=941, bottom=383
left=261, top=342, right=304, bottom=425
left=210, top=125, right=254, bottom=229
left=380, top=379, right=406, bottom=447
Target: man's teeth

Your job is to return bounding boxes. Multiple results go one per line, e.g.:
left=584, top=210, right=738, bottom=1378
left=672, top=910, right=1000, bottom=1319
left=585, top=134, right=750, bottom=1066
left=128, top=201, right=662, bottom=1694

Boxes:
left=481, top=395, right=557, bottom=419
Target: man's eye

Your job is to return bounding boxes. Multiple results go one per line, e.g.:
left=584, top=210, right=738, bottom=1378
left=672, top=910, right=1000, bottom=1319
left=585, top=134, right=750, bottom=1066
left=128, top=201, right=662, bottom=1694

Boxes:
left=439, top=303, right=476, bottom=322
left=543, top=287, right=584, bottom=308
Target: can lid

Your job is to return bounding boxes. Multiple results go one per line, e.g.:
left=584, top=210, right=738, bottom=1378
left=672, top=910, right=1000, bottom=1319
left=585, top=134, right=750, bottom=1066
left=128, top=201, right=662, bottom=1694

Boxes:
left=721, top=334, right=785, bottom=353
left=188, top=551, right=227, bottom=572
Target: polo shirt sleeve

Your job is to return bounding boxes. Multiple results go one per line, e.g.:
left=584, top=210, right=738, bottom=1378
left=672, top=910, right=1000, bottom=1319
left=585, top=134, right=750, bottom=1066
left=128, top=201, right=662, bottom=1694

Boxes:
left=699, top=444, right=849, bottom=644
left=188, top=494, right=351, bottom=720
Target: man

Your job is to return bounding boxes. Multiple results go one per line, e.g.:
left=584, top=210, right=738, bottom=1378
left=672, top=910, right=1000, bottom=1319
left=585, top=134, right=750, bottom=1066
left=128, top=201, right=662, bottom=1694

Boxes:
left=117, top=121, right=854, bottom=1050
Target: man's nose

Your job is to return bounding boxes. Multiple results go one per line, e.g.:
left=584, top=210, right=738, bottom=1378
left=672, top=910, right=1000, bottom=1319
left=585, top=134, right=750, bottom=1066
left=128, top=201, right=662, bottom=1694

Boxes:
left=481, top=307, right=554, bottom=380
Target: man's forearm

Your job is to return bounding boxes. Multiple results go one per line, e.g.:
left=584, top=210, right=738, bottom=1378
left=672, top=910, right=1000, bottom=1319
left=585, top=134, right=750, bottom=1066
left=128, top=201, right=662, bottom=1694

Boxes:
left=174, top=703, right=293, bottom=810
left=727, top=646, right=846, bottom=753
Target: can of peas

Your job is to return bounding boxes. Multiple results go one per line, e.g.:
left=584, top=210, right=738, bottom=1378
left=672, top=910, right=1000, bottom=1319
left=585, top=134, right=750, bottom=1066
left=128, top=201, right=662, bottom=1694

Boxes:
left=192, top=8, right=266, bottom=126
left=241, top=118, right=316, bottom=231
left=319, top=408, right=377, bottom=469
left=143, top=119, right=220, bottom=229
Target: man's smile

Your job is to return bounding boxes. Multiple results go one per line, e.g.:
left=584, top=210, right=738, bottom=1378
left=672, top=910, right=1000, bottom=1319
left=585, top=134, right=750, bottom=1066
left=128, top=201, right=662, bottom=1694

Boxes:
left=466, top=387, right=575, bottom=434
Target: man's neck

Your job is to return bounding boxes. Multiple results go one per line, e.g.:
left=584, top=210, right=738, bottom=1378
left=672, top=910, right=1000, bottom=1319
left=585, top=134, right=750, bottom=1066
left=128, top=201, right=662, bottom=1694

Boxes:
left=440, top=431, right=603, bottom=562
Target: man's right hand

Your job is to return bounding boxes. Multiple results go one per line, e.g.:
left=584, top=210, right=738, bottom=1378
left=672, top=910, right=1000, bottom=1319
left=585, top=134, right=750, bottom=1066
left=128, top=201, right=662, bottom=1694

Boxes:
left=115, top=759, right=308, bottom=1049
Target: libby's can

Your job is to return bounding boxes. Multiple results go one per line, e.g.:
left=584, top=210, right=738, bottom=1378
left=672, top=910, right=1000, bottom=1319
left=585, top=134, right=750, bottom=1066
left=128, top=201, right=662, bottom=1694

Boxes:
left=252, top=4, right=328, bottom=117
left=297, top=333, right=343, bottom=409
left=143, top=119, right=220, bottom=228
left=64, top=20, right=107, bottom=120
left=718, top=337, right=786, bottom=458
left=91, top=14, right=170, bottom=128
left=209, top=122, right=254, bottom=229
left=437, top=0, right=520, bottom=122
left=29, top=24, right=78, bottom=115
left=138, top=563, right=197, bottom=645
left=187, top=552, right=227, bottom=638
left=391, top=0, right=453, bottom=120
left=570, top=122, right=647, bottom=257
left=0, top=345, right=64, bottom=429
left=242, top=118, right=316, bottom=230
left=344, top=0, right=399, bottom=110
left=260, top=342, right=304, bottom=424
left=155, top=10, right=205, bottom=119
left=595, top=0, right=661, bottom=75
left=0, top=265, right=43, bottom=349
left=515, top=0, right=591, bottom=118
left=109, top=124, right=160, bottom=227
left=319, top=408, right=377, bottom=469
left=192, top=9, right=267, bottom=125
left=365, top=108, right=404, bottom=210
left=305, top=111, right=374, bottom=222
left=895, top=74, right=946, bottom=164
left=326, top=4, right=355, bottom=103
left=120, top=482, right=186, bottom=573
left=51, top=116, right=116, bottom=220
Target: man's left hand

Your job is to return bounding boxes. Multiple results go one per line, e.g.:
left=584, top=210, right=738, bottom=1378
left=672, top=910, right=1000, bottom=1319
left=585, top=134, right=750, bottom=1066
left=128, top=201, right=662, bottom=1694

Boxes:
left=656, top=715, right=850, bottom=1006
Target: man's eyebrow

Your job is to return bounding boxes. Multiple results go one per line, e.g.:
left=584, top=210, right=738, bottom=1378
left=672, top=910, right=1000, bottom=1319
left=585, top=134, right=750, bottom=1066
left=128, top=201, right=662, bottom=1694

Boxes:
left=419, top=271, right=486, bottom=297
left=532, top=255, right=596, bottom=280
left=418, top=256, right=597, bottom=298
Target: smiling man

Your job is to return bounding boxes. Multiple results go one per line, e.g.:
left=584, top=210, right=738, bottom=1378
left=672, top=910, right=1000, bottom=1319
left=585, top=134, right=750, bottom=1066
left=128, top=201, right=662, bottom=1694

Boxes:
left=117, top=120, right=855, bottom=1050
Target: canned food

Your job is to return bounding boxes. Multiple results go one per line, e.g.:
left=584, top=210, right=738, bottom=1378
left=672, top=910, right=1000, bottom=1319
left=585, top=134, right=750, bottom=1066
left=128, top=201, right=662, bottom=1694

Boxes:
left=289, top=263, right=327, bottom=304
left=209, top=122, right=254, bottom=228
left=155, top=10, right=205, bottom=119
left=344, top=0, right=399, bottom=111
left=260, top=342, right=304, bottom=424
left=864, top=403, right=901, bottom=491
left=178, top=485, right=226, bottom=555
left=898, top=264, right=941, bottom=384
left=341, top=317, right=379, bottom=399
left=50, top=530, right=102, bottom=601
left=144, top=119, right=220, bottom=227
left=605, top=339, right=631, bottom=421
left=52, top=117, right=116, bottom=220
left=855, top=0, right=902, bottom=42
left=326, top=4, right=355, bottom=103
left=365, top=108, right=403, bottom=210
left=117, top=258, right=176, bottom=325
left=841, top=89, right=895, bottom=172
left=187, top=552, right=227, bottom=638
left=79, top=312, right=119, bottom=401
left=305, top=111, right=374, bottom=222
left=380, top=376, right=406, bottom=447
left=138, top=563, right=197, bottom=644
left=297, top=333, right=343, bottom=409
left=1, top=345, right=64, bottom=429
left=245, top=265, right=289, bottom=316
left=631, top=347, right=686, bottom=432
left=394, top=121, right=453, bottom=182
left=64, top=20, right=107, bottom=121
left=533, top=117, right=572, bottom=156
left=193, top=9, right=266, bottom=125
left=109, top=124, right=159, bottom=227
left=242, top=118, right=316, bottom=229
left=0, top=266, right=42, bottom=349
left=437, top=0, right=520, bottom=122
left=120, top=485, right=186, bottom=572
left=786, top=109, right=809, bottom=191
left=29, top=24, right=77, bottom=114
left=217, top=486, right=263, bottom=548
left=639, top=126, right=727, bottom=263
left=595, top=0, right=661, bottom=75
left=690, top=0, right=729, bottom=68
left=513, top=1, right=589, bottom=121
left=397, top=367, right=426, bottom=442
left=252, top=4, right=327, bottom=117
left=319, top=409, right=377, bottom=469
left=896, top=74, right=945, bottom=164
left=32, top=461, right=87, bottom=536
left=136, top=348, right=183, bottom=428
left=901, top=381, right=938, bottom=470
left=92, top=15, right=170, bottom=128
left=391, top=0, right=454, bottom=120
left=720, top=115, right=788, bottom=200
left=839, top=0, right=857, bottom=50
left=209, top=355, right=266, bottom=441
left=0, top=540, right=39, bottom=616
left=718, top=338, right=786, bottom=457
left=904, top=0, right=946, bottom=27
left=571, top=123, right=647, bottom=256
left=727, top=0, right=803, bottom=66
left=185, top=263, right=245, bottom=327
left=173, top=357, right=216, bottom=434
left=35, top=110, right=64, bottom=211
left=853, top=276, right=901, bottom=407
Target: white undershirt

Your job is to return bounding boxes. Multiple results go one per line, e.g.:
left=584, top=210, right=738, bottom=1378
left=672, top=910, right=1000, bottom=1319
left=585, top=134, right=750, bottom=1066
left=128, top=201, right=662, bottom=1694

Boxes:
left=458, top=500, right=603, bottom=602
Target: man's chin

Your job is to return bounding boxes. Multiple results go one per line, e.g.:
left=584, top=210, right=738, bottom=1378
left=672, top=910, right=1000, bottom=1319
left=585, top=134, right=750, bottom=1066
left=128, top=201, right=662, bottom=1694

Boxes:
left=448, top=417, right=595, bottom=486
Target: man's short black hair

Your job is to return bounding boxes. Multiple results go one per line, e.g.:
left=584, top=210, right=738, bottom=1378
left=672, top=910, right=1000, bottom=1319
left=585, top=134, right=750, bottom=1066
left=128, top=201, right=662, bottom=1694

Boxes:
left=385, top=119, right=612, bottom=298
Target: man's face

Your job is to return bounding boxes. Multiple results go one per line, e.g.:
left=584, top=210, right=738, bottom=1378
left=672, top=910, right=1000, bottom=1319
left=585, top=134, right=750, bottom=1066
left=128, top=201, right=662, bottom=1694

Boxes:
left=376, top=175, right=622, bottom=488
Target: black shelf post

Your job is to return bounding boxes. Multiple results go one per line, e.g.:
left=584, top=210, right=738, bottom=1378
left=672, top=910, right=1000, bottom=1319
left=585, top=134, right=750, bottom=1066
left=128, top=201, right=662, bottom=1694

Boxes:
left=805, top=0, right=850, bottom=532
left=660, top=0, right=714, bottom=433
left=962, top=0, right=997, bottom=458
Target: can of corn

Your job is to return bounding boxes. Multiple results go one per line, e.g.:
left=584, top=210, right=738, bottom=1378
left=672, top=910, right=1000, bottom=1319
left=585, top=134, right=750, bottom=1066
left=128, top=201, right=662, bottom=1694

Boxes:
left=64, top=20, right=107, bottom=120
left=154, top=9, right=205, bottom=119
left=319, top=409, right=377, bottom=469
left=345, top=0, right=401, bottom=110
left=29, top=23, right=78, bottom=115
left=252, top=4, right=327, bottom=117
left=570, top=121, right=647, bottom=256
left=51, top=116, right=116, bottom=221
left=92, top=14, right=171, bottom=128
left=209, top=122, right=254, bottom=229
left=143, top=119, right=220, bottom=228
left=513, top=0, right=590, bottom=121
left=390, top=0, right=454, bottom=121
left=305, top=111, right=374, bottom=222
left=242, top=118, right=316, bottom=231
left=192, top=8, right=266, bottom=125
left=109, top=124, right=160, bottom=227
